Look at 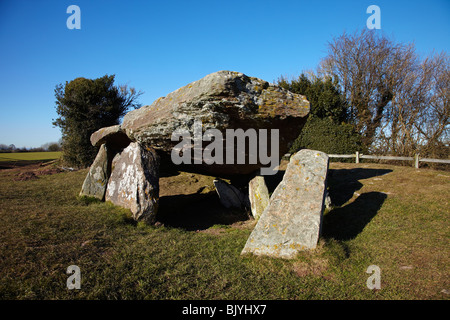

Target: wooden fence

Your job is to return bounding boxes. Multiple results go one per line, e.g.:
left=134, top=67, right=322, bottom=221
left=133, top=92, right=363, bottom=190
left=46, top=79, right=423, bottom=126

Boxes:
left=327, top=151, right=450, bottom=169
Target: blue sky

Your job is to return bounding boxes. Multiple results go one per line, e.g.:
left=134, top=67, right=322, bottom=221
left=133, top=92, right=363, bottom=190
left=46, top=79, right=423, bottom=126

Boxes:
left=0, top=0, right=449, bottom=148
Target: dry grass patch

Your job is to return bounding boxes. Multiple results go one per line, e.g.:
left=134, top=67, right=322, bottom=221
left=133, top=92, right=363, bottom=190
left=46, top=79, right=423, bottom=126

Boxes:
left=292, top=258, right=329, bottom=278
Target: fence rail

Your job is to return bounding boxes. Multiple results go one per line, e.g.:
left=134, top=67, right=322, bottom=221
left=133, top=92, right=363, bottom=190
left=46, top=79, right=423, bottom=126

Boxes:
left=326, top=151, right=450, bottom=168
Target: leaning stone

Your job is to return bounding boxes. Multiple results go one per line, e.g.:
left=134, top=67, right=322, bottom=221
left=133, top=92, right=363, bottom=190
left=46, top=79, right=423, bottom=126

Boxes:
left=241, top=149, right=329, bottom=259
left=248, top=175, right=270, bottom=220
left=90, top=124, right=131, bottom=149
left=105, top=142, right=159, bottom=223
left=79, top=144, right=110, bottom=200
left=214, top=179, right=249, bottom=209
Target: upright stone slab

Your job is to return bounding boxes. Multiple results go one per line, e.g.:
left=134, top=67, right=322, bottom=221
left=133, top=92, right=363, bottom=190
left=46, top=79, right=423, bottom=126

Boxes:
left=248, top=175, right=270, bottom=220
left=241, top=149, right=329, bottom=259
left=105, top=142, right=160, bottom=223
left=79, top=144, right=111, bottom=200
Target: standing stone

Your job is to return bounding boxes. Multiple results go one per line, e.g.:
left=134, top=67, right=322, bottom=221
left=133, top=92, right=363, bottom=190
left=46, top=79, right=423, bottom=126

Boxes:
left=214, top=179, right=249, bottom=209
left=241, top=149, right=329, bottom=259
left=79, top=144, right=110, bottom=200
left=248, top=175, right=270, bottom=220
left=105, top=142, right=159, bottom=223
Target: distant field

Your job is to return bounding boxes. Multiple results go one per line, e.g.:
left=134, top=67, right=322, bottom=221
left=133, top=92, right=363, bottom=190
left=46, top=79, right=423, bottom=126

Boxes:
left=0, top=152, right=62, bottom=162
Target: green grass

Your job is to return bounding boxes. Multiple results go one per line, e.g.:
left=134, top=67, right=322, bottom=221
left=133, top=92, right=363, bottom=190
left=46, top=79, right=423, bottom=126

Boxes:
left=0, top=152, right=62, bottom=162
left=0, top=162, right=448, bottom=300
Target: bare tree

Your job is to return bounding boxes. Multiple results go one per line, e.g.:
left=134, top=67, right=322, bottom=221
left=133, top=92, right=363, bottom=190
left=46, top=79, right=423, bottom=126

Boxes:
left=375, top=52, right=449, bottom=159
left=415, top=52, right=449, bottom=158
left=319, top=29, right=417, bottom=149
left=381, top=51, right=432, bottom=155
left=320, top=30, right=449, bottom=160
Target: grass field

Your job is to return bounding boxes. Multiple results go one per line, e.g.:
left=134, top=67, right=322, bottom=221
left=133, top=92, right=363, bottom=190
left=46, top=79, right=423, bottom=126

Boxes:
left=0, top=161, right=448, bottom=300
left=0, top=152, right=62, bottom=162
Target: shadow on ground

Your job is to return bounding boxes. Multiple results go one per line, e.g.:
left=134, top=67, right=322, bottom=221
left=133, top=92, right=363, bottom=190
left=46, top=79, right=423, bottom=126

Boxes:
left=321, top=191, right=387, bottom=241
left=322, top=167, right=392, bottom=241
left=156, top=192, right=250, bottom=231
left=156, top=167, right=288, bottom=231
left=0, top=160, right=52, bottom=170
left=327, top=168, right=392, bottom=206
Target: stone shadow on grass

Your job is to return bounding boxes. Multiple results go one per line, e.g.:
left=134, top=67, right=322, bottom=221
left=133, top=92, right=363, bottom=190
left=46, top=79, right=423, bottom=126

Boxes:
left=321, top=191, right=387, bottom=241
left=156, top=191, right=249, bottom=231
left=327, top=168, right=392, bottom=206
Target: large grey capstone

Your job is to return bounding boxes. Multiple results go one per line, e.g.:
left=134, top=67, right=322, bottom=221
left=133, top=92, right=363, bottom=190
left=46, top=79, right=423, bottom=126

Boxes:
left=105, top=142, right=160, bottom=223
left=79, top=144, right=110, bottom=200
left=105, top=70, right=310, bottom=176
left=241, top=149, right=329, bottom=259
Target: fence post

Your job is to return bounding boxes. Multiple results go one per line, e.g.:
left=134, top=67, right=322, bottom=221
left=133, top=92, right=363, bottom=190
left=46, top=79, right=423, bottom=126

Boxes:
left=414, top=154, right=419, bottom=169
left=355, top=151, right=360, bottom=164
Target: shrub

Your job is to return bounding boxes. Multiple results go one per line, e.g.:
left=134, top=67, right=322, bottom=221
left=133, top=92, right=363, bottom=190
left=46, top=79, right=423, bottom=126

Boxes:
left=53, top=75, right=142, bottom=168
left=290, top=117, right=364, bottom=155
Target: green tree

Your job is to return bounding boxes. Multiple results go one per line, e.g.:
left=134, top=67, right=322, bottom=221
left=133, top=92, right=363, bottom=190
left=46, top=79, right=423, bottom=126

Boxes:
left=278, top=73, right=362, bottom=155
left=53, top=75, right=142, bottom=168
left=278, top=73, right=349, bottom=123
left=48, top=143, right=61, bottom=152
left=289, top=117, right=364, bottom=155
